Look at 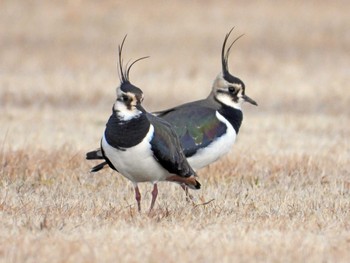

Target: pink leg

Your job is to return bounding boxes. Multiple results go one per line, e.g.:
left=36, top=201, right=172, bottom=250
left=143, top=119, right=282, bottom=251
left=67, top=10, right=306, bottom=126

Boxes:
left=134, top=185, right=141, bottom=212
left=149, top=183, right=158, bottom=212
left=181, top=184, right=194, bottom=202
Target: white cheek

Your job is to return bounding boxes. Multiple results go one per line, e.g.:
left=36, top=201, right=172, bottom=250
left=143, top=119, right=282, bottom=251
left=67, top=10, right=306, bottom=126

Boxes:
left=216, top=93, right=242, bottom=110
left=113, top=101, right=141, bottom=121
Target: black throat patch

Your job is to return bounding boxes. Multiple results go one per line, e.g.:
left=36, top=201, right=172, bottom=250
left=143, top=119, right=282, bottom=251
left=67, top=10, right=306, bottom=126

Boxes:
left=104, top=111, right=151, bottom=149
left=217, top=103, right=243, bottom=134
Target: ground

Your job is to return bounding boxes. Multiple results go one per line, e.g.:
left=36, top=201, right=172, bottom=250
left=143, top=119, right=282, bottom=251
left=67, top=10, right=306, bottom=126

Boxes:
left=0, top=0, right=349, bottom=262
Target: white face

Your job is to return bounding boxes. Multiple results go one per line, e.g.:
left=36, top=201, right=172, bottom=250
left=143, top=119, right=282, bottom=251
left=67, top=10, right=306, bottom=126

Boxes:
left=114, top=89, right=144, bottom=121
left=212, top=73, right=245, bottom=109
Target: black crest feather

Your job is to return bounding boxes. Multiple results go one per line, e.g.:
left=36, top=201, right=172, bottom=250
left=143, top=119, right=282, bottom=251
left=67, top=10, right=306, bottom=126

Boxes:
left=221, top=27, right=244, bottom=78
left=117, top=35, right=149, bottom=84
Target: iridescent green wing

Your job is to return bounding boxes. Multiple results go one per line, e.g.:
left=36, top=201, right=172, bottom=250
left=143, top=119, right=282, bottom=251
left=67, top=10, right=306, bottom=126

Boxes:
left=158, top=104, right=227, bottom=157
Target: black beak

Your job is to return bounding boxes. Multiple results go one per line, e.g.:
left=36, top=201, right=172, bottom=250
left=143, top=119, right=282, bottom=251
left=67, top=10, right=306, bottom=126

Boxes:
left=136, top=103, right=147, bottom=113
left=242, top=95, right=258, bottom=106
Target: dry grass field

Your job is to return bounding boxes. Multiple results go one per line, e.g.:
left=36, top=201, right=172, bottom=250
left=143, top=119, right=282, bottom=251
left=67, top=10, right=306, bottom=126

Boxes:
left=1, top=0, right=349, bottom=262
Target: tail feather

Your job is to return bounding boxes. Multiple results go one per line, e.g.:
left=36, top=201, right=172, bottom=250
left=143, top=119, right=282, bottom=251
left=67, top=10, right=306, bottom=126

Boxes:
left=187, top=178, right=201, bottom=190
left=86, top=149, right=104, bottom=160
left=90, top=161, right=108, bottom=172
left=194, top=179, right=201, bottom=189
left=166, top=175, right=201, bottom=190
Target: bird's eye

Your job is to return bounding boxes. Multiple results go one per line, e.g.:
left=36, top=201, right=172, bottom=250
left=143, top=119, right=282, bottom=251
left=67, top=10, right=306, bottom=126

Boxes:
left=122, top=95, right=130, bottom=102
left=228, top=86, right=235, bottom=93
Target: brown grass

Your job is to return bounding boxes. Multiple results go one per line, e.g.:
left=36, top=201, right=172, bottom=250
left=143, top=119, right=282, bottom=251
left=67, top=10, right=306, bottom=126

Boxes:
left=1, top=0, right=350, bottom=262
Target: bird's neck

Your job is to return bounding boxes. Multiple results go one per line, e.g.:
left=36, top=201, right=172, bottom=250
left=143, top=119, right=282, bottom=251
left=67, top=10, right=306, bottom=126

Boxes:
left=105, top=111, right=150, bottom=149
left=217, top=104, right=243, bottom=134
left=208, top=91, right=243, bottom=133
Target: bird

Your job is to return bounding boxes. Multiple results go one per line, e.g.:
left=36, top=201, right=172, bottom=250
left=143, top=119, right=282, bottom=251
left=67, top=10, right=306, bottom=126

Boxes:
left=87, top=27, right=256, bottom=198
left=154, top=28, right=258, bottom=170
left=97, top=36, right=200, bottom=212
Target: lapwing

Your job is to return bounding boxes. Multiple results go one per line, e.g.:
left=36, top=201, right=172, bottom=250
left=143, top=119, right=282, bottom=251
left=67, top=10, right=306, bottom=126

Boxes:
left=87, top=28, right=257, bottom=175
left=97, top=36, right=200, bottom=212
left=155, top=28, right=258, bottom=170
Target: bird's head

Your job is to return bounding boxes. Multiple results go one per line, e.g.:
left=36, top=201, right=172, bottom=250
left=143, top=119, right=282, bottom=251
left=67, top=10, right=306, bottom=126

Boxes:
left=211, top=28, right=257, bottom=109
left=113, top=35, right=148, bottom=120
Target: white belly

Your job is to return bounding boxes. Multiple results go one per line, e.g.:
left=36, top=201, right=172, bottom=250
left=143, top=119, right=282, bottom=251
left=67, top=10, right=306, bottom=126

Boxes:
left=101, top=125, right=168, bottom=183
left=187, top=111, right=237, bottom=170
